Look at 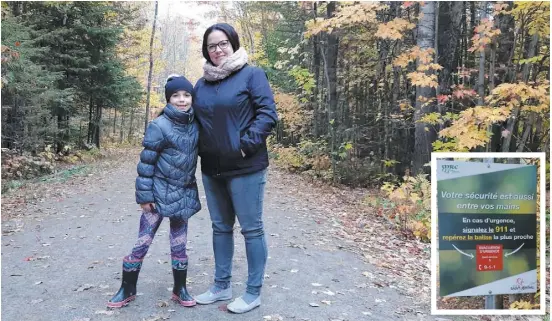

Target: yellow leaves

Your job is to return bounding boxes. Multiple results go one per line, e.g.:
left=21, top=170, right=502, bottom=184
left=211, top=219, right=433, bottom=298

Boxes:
left=510, top=300, right=539, bottom=310
left=376, top=18, right=416, bottom=40
left=304, top=18, right=328, bottom=38
left=274, top=90, right=311, bottom=134
left=469, top=18, right=501, bottom=53
left=512, top=1, right=550, bottom=37
left=382, top=159, right=400, bottom=168
left=304, top=2, right=382, bottom=38
left=407, top=72, right=438, bottom=88
left=393, top=46, right=435, bottom=67
left=251, top=31, right=269, bottom=67
left=394, top=46, right=441, bottom=91
left=439, top=106, right=512, bottom=150
left=487, top=82, right=550, bottom=115
left=399, top=101, right=413, bottom=111
left=413, top=47, right=435, bottom=64
left=394, top=52, right=412, bottom=68
left=432, top=139, right=469, bottom=152
left=436, top=81, right=549, bottom=152
left=419, top=112, right=442, bottom=125
left=417, top=63, right=443, bottom=72
left=381, top=173, right=431, bottom=242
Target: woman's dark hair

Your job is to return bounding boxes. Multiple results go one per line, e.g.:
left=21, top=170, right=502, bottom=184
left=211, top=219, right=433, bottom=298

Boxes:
left=202, top=23, right=240, bottom=65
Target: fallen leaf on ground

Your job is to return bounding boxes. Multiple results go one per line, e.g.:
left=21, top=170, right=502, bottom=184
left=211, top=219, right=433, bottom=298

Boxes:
left=143, top=314, right=170, bottom=321
left=322, top=290, right=335, bottom=296
left=95, top=310, right=114, bottom=315
left=157, top=300, right=169, bottom=307
left=75, top=284, right=94, bottom=292
left=309, top=302, right=320, bottom=307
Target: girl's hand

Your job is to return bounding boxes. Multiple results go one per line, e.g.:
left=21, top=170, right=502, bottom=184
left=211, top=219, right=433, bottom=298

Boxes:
left=140, top=203, right=155, bottom=212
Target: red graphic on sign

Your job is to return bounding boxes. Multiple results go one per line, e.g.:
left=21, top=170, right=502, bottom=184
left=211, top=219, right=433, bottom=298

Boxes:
left=476, top=244, right=503, bottom=271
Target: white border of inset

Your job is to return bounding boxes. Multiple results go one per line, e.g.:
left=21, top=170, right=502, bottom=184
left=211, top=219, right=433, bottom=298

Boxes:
left=430, top=152, right=546, bottom=315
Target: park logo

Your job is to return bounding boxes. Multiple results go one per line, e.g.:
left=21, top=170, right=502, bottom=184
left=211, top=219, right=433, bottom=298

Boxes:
left=510, top=277, right=536, bottom=292
left=441, top=164, right=459, bottom=174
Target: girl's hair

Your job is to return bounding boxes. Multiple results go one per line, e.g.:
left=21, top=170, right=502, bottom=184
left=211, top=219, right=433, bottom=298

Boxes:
left=202, top=23, right=240, bottom=65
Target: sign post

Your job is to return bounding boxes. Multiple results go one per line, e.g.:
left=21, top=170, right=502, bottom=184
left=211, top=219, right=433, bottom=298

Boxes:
left=437, top=159, right=537, bottom=304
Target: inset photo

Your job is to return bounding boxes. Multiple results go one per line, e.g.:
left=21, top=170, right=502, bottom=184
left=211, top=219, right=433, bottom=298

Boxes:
left=430, top=152, right=546, bottom=315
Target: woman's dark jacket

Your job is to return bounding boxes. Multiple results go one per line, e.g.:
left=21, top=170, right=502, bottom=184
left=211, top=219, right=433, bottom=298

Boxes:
left=193, top=64, right=278, bottom=177
left=135, top=104, right=201, bottom=220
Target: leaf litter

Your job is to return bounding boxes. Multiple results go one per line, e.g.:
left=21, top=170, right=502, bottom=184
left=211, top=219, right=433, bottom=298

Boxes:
left=269, top=169, right=432, bottom=310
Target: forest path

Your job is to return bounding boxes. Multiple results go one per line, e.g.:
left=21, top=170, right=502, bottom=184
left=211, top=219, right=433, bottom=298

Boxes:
left=2, top=148, right=436, bottom=321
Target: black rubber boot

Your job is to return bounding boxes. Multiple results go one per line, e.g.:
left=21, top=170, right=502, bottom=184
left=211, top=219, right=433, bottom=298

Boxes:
left=171, top=269, right=196, bottom=307
left=107, top=270, right=139, bottom=308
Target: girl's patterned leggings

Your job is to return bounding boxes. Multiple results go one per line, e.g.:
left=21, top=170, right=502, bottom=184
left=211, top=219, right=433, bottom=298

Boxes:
left=122, top=210, right=189, bottom=272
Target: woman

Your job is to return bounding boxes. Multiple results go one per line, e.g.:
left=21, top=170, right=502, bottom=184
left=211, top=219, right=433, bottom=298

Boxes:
left=193, top=23, right=278, bottom=314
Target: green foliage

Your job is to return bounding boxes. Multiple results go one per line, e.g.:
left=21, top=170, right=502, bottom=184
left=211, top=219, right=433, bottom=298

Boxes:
left=288, top=66, right=315, bottom=99
left=1, top=13, right=67, bottom=152
left=1, top=2, right=144, bottom=152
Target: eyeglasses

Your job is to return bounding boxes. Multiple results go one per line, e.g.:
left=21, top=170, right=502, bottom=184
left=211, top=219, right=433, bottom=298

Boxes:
left=207, top=40, right=230, bottom=53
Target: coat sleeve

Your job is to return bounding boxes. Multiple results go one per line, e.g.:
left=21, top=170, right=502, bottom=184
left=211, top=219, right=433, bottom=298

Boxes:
left=135, top=122, right=164, bottom=204
left=240, top=67, right=279, bottom=157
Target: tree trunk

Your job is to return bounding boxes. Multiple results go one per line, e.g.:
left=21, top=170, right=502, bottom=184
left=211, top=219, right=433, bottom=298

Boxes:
left=87, top=97, right=94, bottom=144
left=502, top=34, right=538, bottom=152
left=312, top=1, right=321, bottom=138
left=128, top=107, right=135, bottom=143
left=94, top=101, right=102, bottom=149
left=113, top=109, right=117, bottom=135
left=477, top=4, right=487, bottom=106
left=325, top=1, right=339, bottom=182
left=413, top=1, right=437, bottom=174
left=144, top=1, right=158, bottom=133
left=495, top=3, right=515, bottom=84
left=119, top=110, right=125, bottom=144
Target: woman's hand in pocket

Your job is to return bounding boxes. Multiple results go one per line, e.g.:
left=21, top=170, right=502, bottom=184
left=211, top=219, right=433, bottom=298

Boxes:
left=140, top=203, right=155, bottom=212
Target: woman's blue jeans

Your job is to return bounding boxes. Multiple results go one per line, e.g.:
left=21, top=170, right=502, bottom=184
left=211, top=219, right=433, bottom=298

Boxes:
left=202, top=169, right=268, bottom=296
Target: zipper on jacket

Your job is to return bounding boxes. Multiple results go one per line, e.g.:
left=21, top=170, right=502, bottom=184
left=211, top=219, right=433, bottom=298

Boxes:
left=216, top=80, right=221, bottom=94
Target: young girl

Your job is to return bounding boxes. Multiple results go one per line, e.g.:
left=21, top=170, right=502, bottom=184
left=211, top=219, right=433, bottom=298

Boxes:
left=107, top=75, right=201, bottom=308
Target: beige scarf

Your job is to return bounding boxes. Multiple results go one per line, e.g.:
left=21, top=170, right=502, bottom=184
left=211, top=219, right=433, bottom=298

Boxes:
left=203, top=47, right=249, bottom=82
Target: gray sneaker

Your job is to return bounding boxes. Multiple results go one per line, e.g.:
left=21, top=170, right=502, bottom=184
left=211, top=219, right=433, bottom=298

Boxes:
left=194, top=285, right=232, bottom=305
left=227, top=295, right=261, bottom=313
